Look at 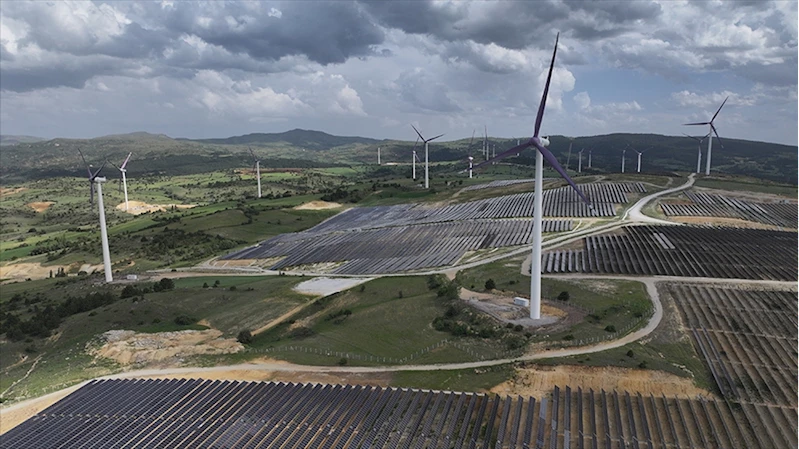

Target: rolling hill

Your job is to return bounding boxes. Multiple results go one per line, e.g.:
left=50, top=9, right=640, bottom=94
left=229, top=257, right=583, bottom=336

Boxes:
left=0, top=130, right=795, bottom=184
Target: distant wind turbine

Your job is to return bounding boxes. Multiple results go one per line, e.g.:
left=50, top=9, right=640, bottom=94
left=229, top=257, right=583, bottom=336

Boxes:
left=377, top=147, right=381, bottom=165
left=411, top=136, right=420, bottom=179
left=620, top=145, right=629, bottom=173
left=683, top=133, right=711, bottom=173
left=577, top=148, right=584, bottom=173
left=684, top=96, right=728, bottom=175
left=466, top=130, right=476, bottom=179
left=634, top=147, right=652, bottom=173
left=411, top=125, right=444, bottom=189
left=472, top=33, right=591, bottom=319
left=78, top=149, right=112, bottom=283
left=109, top=152, right=132, bottom=211
left=588, top=148, right=593, bottom=168
left=483, top=126, right=488, bottom=161
left=565, top=142, right=573, bottom=170
left=248, top=147, right=262, bottom=198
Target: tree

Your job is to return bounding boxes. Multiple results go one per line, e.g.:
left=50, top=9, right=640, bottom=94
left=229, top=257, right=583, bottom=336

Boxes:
left=557, top=291, right=570, bottom=302
left=237, top=329, right=253, bottom=344
left=484, top=278, right=496, bottom=290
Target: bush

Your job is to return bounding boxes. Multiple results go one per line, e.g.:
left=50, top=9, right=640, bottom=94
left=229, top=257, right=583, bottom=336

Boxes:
left=604, top=325, right=616, bottom=333
left=237, top=330, right=253, bottom=344
left=563, top=334, right=574, bottom=341
left=638, top=361, right=648, bottom=369
left=557, top=291, right=570, bottom=301
left=153, top=278, right=175, bottom=292
left=338, top=357, right=348, bottom=366
left=626, top=349, right=635, bottom=358
left=484, top=279, right=496, bottom=290
left=174, top=315, right=195, bottom=326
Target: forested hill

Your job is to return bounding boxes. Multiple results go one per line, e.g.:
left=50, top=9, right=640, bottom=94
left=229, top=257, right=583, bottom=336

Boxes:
left=188, top=128, right=382, bottom=149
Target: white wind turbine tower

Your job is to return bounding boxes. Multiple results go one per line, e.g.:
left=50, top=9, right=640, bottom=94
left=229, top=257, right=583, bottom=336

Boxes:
left=466, top=130, right=476, bottom=179
left=79, top=149, right=113, bottom=283
left=684, top=96, right=728, bottom=175
left=411, top=136, right=420, bottom=179
left=565, top=142, right=573, bottom=170
left=377, top=147, right=381, bottom=165
left=683, top=133, right=711, bottom=173
left=634, top=147, right=651, bottom=173
left=577, top=148, right=584, bottom=173
left=249, top=147, right=262, bottom=198
left=411, top=125, right=444, bottom=189
left=620, top=145, right=629, bottom=173
left=588, top=148, right=593, bottom=168
left=110, top=152, right=132, bottom=212
left=472, top=33, right=592, bottom=319
left=483, top=126, right=488, bottom=160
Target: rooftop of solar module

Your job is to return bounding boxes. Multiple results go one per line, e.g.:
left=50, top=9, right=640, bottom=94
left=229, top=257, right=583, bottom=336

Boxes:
left=3, top=378, right=792, bottom=449
left=217, top=182, right=650, bottom=275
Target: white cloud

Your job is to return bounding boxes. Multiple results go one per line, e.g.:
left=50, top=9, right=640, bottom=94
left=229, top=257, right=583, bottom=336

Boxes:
left=268, top=7, right=282, bottom=19
left=671, top=90, right=757, bottom=109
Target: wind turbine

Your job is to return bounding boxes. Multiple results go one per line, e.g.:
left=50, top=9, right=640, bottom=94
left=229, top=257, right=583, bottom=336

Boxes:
left=565, top=142, right=573, bottom=170
left=588, top=148, right=593, bottom=168
left=472, top=33, right=591, bottom=319
left=411, top=125, right=444, bottom=189
left=109, top=152, right=132, bottom=211
left=248, top=147, right=262, bottom=198
left=465, top=130, right=476, bottom=179
left=634, top=147, right=652, bottom=173
left=577, top=148, right=584, bottom=173
left=620, top=145, right=629, bottom=173
left=483, top=126, right=488, bottom=160
left=377, top=147, right=381, bottom=165
left=411, top=136, right=420, bottom=179
left=78, top=150, right=112, bottom=283
left=684, top=96, right=728, bottom=175
left=683, top=133, right=710, bottom=173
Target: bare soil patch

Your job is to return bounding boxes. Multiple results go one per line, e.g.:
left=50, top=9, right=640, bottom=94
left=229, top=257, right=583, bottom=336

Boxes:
left=0, top=262, right=101, bottom=283
left=492, top=365, right=711, bottom=398
left=293, top=200, right=342, bottom=210
left=117, top=200, right=196, bottom=215
left=460, top=288, right=567, bottom=328
left=0, top=187, right=26, bottom=197
left=27, top=201, right=54, bottom=212
left=90, top=329, right=243, bottom=367
left=671, top=216, right=788, bottom=230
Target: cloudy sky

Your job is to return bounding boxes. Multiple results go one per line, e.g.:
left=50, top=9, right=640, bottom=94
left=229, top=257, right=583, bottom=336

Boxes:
left=1, top=1, right=796, bottom=145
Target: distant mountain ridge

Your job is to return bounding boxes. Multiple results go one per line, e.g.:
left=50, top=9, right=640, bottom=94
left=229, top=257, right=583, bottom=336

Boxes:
left=189, top=128, right=382, bottom=149
left=0, top=135, right=46, bottom=146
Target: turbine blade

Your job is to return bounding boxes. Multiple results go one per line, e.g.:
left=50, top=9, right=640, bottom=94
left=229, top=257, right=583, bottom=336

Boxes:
left=428, top=133, right=444, bottom=142
left=411, top=124, right=425, bottom=141
left=248, top=146, right=257, bottom=162
left=91, top=161, right=106, bottom=180
left=711, top=96, right=728, bottom=122
left=533, top=32, right=559, bottom=138
left=472, top=141, right=531, bottom=171
left=109, top=160, right=121, bottom=170
left=710, top=123, right=724, bottom=148
left=468, top=130, right=475, bottom=150
left=683, top=121, right=710, bottom=126
left=532, top=141, right=591, bottom=206
left=411, top=136, right=420, bottom=153
left=120, top=152, right=132, bottom=169
left=78, top=148, right=92, bottom=179
left=89, top=183, right=95, bottom=207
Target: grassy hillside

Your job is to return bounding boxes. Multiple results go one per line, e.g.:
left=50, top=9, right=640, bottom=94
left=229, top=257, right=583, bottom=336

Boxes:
left=1, top=130, right=795, bottom=184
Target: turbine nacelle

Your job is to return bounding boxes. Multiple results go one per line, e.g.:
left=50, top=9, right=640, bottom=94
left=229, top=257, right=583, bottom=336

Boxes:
left=540, top=136, right=550, bottom=147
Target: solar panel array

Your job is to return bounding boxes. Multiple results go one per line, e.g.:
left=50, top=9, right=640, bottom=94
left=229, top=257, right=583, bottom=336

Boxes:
left=541, top=225, right=798, bottom=280
left=660, top=191, right=797, bottom=228
left=4, top=379, right=793, bottom=448
left=461, top=179, right=536, bottom=191
left=221, top=182, right=645, bottom=274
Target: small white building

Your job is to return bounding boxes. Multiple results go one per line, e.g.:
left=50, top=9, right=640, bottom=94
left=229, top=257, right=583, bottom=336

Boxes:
left=513, top=297, right=530, bottom=307
left=126, top=274, right=138, bottom=281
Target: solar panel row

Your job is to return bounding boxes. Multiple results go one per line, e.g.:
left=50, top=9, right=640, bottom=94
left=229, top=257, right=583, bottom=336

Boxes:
left=5, top=378, right=791, bottom=448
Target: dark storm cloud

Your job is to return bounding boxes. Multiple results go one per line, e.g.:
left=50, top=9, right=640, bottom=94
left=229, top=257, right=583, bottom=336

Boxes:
left=158, top=2, right=384, bottom=65
left=0, top=57, right=141, bottom=93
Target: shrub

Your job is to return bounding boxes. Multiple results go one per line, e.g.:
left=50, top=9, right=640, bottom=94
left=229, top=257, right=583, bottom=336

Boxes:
left=174, top=315, right=195, bottom=326
left=338, top=358, right=348, bottom=366
left=638, top=361, right=648, bottom=369
left=557, top=291, right=570, bottom=301
left=626, top=349, right=635, bottom=358
left=237, top=330, right=253, bottom=344
left=484, top=279, right=496, bottom=290
left=563, top=334, right=574, bottom=341
left=604, top=325, right=616, bottom=333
